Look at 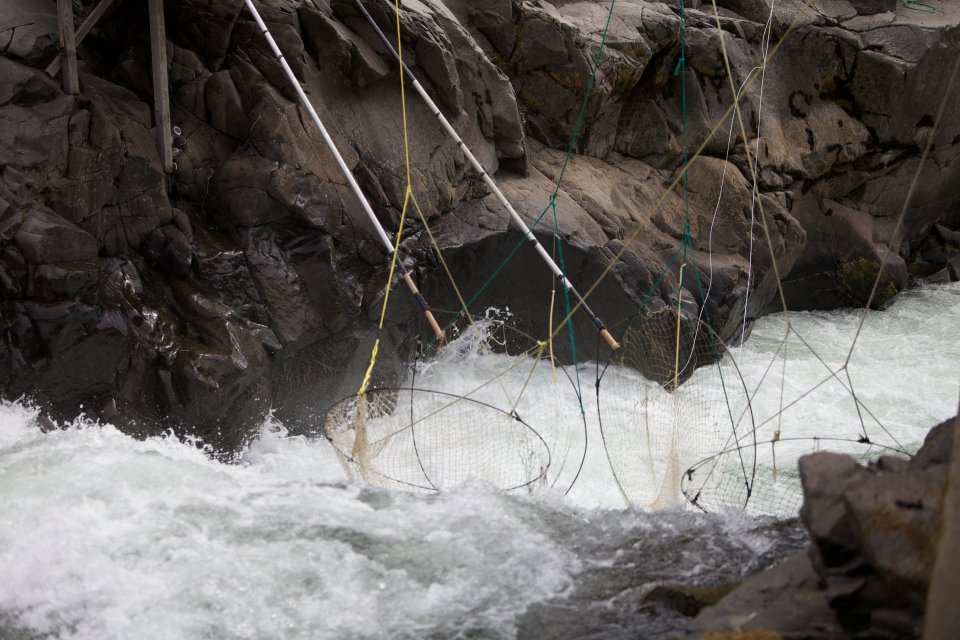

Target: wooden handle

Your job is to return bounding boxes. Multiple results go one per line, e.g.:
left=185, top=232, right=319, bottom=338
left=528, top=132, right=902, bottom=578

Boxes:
left=600, top=328, right=620, bottom=351
left=402, top=273, right=445, bottom=341
left=423, top=309, right=444, bottom=341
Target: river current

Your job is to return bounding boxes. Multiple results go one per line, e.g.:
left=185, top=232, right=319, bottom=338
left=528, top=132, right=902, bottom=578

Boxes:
left=1, top=282, right=957, bottom=639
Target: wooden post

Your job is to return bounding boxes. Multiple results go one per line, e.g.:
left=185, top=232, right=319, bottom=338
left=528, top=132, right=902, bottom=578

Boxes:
left=56, top=0, right=80, bottom=94
left=148, top=0, right=173, bottom=173
left=47, top=0, right=118, bottom=78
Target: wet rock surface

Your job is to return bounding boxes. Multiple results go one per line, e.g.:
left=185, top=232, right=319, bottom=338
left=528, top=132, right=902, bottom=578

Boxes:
left=1, top=0, right=959, bottom=452
left=690, top=414, right=958, bottom=639
left=516, top=508, right=807, bottom=640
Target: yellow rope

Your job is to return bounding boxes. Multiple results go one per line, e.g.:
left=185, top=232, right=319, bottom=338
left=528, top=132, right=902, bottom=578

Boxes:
left=395, top=0, right=412, bottom=187
left=510, top=340, right=549, bottom=416
left=548, top=288, right=557, bottom=377
left=357, top=338, right=381, bottom=396
left=358, top=187, right=410, bottom=396
left=411, top=192, right=473, bottom=323
left=356, top=1, right=418, bottom=396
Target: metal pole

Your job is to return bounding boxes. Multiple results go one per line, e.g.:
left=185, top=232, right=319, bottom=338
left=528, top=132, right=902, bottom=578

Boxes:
left=241, top=0, right=443, bottom=339
left=351, top=0, right=620, bottom=351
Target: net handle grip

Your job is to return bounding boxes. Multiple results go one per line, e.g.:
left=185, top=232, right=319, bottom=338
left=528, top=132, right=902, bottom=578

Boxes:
left=402, top=273, right=444, bottom=340
left=600, top=328, right=620, bottom=351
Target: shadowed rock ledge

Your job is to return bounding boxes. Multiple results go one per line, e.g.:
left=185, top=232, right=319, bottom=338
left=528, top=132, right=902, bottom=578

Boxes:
left=0, top=0, right=958, bottom=452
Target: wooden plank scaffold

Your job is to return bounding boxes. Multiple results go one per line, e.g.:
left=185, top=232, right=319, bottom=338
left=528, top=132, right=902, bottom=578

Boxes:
left=50, top=0, right=174, bottom=174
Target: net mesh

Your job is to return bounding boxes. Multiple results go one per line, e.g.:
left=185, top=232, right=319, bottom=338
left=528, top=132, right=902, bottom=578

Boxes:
left=323, top=387, right=550, bottom=492
left=682, top=436, right=905, bottom=516
left=313, top=0, right=943, bottom=513
left=597, top=307, right=755, bottom=509
left=322, top=318, right=585, bottom=493
left=676, top=328, right=911, bottom=516
left=415, top=318, right=588, bottom=492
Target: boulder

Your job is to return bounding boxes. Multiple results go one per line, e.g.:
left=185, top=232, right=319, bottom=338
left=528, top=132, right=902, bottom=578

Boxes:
left=13, top=206, right=98, bottom=264
left=693, top=415, right=959, bottom=639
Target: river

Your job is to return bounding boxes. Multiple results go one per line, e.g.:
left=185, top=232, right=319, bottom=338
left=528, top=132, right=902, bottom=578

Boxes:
left=1, top=282, right=957, bottom=639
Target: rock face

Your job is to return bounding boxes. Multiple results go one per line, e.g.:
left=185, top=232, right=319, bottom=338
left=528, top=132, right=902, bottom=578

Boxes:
left=1, top=0, right=959, bottom=452
left=691, top=415, right=957, bottom=639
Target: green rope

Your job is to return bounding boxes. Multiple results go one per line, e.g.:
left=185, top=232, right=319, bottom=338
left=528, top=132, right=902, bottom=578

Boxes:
left=551, top=198, right=585, bottom=412
left=426, top=200, right=556, bottom=350
left=531, top=1, right=617, bottom=410
left=639, top=246, right=683, bottom=311
left=903, top=0, right=937, bottom=13
left=674, top=1, right=749, bottom=494
left=551, top=0, right=617, bottom=197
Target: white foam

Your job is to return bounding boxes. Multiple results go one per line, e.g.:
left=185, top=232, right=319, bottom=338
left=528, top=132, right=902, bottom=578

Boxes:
left=0, top=283, right=956, bottom=638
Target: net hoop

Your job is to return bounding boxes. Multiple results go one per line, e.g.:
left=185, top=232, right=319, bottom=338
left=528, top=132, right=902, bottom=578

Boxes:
left=681, top=435, right=907, bottom=516
left=596, top=307, right=758, bottom=509
left=414, top=315, right=590, bottom=494
left=322, top=386, right=552, bottom=493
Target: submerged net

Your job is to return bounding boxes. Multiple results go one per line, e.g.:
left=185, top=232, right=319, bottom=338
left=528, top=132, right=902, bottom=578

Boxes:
left=323, top=387, right=550, bottom=492
left=417, top=318, right=589, bottom=492
left=677, top=327, right=913, bottom=516
left=682, top=434, right=907, bottom=517
left=597, top=307, right=755, bottom=509
left=322, top=317, right=586, bottom=493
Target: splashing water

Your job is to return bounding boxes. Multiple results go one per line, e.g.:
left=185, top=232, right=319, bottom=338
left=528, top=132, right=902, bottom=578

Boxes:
left=0, top=283, right=956, bottom=639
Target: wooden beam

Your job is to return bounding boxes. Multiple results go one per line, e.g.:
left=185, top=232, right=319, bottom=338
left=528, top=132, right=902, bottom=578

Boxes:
left=148, top=0, right=173, bottom=173
left=46, top=0, right=118, bottom=78
left=56, top=0, right=80, bottom=94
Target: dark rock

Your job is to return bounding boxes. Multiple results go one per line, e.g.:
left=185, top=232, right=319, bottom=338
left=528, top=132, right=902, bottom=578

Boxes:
left=1, top=0, right=959, bottom=461
left=28, top=262, right=99, bottom=303
left=799, top=452, right=872, bottom=568
left=844, top=468, right=941, bottom=595
left=695, top=415, right=958, bottom=640
left=143, top=225, right=193, bottom=276
left=849, top=0, right=898, bottom=15
left=0, top=0, right=58, bottom=67
left=210, top=153, right=288, bottom=227
left=172, top=0, right=243, bottom=66
left=299, top=7, right=390, bottom=88
left=14, top=206, right=98, bottom=264
left=644, top=583, right=739, bottom=618
left=691, top=551, right=846, bottom=639
left=205, top=70, right=248, bottom=139
left=910, top=416, right=955, bottom=469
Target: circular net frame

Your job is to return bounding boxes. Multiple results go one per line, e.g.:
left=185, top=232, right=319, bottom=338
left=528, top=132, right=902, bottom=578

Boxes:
left=597, top=307, right=756, bottom=509
left=322, top=317, right=590, bottom=493
left=322, top=387, right=551, bottom=492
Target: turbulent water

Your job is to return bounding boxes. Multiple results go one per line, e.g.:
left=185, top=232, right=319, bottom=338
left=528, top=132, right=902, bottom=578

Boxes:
left=1, top=282, right=957, bottom=640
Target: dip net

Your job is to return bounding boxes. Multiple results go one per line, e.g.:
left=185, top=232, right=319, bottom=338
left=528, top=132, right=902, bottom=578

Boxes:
left=677, top=324, right=914, bottom=516
left=314, top=0, right=937, bottom=513
left=596, top=305, right=756, bottom=510
left=323, top=387, right=549, bottom=492
left=322, top=317, right=587, bottom=494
